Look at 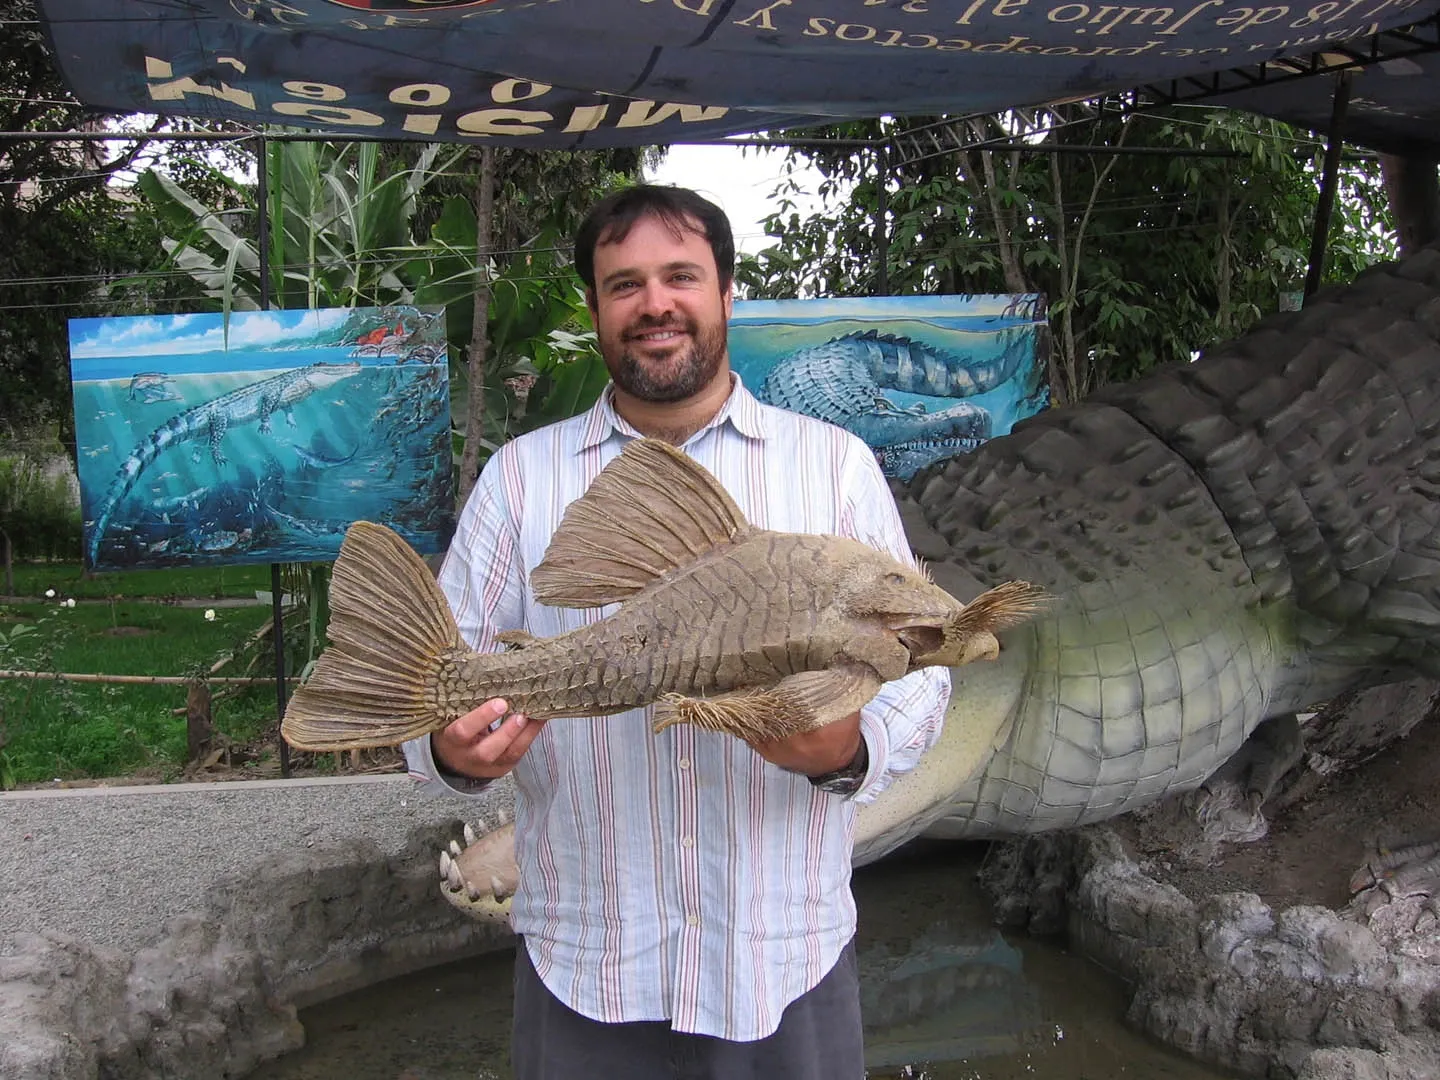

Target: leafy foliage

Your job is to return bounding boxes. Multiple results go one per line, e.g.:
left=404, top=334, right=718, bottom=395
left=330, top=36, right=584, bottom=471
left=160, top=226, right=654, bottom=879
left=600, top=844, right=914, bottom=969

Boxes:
left=738, top=108, right=1398, bottom=403
left=0, top=0, right=249, bottom=437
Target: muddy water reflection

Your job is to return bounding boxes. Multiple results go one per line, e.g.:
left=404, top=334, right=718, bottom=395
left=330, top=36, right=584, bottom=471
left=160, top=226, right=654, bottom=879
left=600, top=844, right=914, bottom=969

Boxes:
left=254, top=843, right=1237, bottom=1080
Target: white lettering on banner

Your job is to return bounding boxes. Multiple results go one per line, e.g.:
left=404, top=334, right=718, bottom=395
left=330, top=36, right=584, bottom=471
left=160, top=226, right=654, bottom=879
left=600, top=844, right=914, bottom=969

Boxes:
left=456, top=108, right=553, bottom=136
left=282, top=81, right=346, bottom=101
left=563, top=104, right=611, bottom=132
left=391, top=83, right=452, bottom=107
left=1215, top=5, right=1291, bottom=32
left=145, top=57, right=256, bottom=110
left=273, top=102, right=385, bottom=124
left=615, top=100, right=730, bottom=128
left=733, top=0, right=793, bottom=30
left=491, top=79, right=553, bottom=103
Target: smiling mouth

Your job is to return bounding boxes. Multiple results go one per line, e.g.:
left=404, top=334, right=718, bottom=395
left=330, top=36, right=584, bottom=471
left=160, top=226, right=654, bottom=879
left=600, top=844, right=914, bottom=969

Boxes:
left=627, top=322, right=690, bottom=346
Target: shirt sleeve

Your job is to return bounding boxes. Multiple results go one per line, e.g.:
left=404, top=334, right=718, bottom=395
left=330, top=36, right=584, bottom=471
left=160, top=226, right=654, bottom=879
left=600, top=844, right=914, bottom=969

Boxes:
left=835, top=437, right=951, bottom=804
left=402, top=446, right=528, bottom=799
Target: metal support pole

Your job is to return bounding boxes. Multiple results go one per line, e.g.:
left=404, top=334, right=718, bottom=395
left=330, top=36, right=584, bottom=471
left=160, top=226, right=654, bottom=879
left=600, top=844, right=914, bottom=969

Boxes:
left=255, top=134, right=292, bottom=779
left=874, top=145, right=890, bottom=297
left=1304, top=70, right=1353, bottom=298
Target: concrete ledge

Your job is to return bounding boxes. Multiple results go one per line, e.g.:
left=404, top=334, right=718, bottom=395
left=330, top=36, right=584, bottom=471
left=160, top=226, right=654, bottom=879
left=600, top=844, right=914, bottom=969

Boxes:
left=0, top=774, right=518, bottom=1080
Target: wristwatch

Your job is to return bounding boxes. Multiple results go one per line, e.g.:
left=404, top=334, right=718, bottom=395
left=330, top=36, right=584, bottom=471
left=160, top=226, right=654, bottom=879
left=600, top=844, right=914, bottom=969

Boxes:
left=808, top=738, right=869, bottom=797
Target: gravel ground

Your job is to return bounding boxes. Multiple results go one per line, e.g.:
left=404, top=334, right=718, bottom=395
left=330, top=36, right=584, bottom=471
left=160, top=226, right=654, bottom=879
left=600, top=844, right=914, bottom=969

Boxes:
left=0, top=775, right=487, bottom=954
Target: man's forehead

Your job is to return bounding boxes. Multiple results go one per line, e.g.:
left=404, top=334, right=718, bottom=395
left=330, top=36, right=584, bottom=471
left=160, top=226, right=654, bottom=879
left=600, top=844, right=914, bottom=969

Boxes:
left=596, top=210, right=708, bottom=250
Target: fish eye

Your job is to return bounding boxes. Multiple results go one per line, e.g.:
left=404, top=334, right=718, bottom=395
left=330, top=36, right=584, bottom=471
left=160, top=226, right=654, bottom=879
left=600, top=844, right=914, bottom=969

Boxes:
left=885, top=572, right=906, bottom=585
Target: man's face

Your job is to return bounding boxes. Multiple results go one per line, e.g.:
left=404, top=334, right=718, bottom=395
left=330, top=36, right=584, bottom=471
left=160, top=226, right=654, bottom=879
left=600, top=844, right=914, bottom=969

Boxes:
left=587, top=213, right=733, bottom=403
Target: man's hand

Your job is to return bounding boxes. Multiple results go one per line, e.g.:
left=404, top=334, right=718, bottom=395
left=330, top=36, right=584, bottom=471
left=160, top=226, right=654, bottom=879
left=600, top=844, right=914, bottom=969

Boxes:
left=748, top=711, right=863, bottom=777
left=431, top=698, right=546, bottom=780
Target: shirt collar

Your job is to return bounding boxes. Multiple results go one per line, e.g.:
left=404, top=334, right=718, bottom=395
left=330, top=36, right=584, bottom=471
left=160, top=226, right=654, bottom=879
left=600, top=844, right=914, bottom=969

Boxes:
left=575, top=370, right=771, bottom=453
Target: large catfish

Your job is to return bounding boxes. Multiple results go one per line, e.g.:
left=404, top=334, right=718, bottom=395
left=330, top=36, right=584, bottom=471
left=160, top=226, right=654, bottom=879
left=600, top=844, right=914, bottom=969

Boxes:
left=280, top=438, right=1045, bottom=750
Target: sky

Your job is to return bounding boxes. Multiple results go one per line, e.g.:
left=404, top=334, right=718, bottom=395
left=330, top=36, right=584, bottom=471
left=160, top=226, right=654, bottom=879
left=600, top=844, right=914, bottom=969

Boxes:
left=69, top=308, right=349, bottom=358
left=645, top=144, right=830, bottom=255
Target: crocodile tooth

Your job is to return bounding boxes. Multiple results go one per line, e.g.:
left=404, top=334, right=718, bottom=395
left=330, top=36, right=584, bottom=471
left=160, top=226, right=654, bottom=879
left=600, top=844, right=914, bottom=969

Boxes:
left=449, top=839, right=463, bottom=857
left=467, top=882, right=483, bottom=901
left=439, top=850, right=452, bottom=880
left=463, top=823, right=478, bottom=846
left=491, top=875, right=511, bottom=901
left=446, top=860, right=465, bottom=892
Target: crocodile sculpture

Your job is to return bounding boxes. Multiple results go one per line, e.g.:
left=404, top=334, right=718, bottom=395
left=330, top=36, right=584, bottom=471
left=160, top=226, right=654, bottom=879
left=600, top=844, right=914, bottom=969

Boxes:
left=756, top=330, right=1027, bottom=479
left=86, top=360, right=361, bottom=565
left=436, top=243, right=1440, bottom=915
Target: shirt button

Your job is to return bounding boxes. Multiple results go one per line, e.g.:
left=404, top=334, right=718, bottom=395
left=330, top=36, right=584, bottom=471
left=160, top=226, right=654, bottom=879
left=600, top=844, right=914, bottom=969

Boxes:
left=681, top=835, right=695, bottom=848
left=685, top=914, right=700, bottom=927
left=677, top=757, right=692, bottom=770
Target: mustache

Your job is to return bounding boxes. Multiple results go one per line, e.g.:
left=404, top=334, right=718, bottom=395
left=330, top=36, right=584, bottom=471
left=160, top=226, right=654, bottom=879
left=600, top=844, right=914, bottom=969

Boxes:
left=624, top=316, right=693, bottom=339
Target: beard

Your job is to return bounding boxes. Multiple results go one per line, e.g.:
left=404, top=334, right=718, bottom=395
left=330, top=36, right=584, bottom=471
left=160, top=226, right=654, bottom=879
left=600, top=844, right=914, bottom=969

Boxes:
left=604, top=314, right=728, bottom=403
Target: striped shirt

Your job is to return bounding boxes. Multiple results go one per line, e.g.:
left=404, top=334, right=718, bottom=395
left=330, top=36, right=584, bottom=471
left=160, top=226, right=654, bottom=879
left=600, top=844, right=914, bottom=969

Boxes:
left=403, top=374, right=950, bottom=1040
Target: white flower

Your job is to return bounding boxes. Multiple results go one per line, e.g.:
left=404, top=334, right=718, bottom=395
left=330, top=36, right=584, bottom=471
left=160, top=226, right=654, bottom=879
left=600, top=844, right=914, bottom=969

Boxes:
left=204, top=609, right=216, bottom=621
left=64, top=598, right=76, bottom=609
left=44, top=589, right=55, bottom=598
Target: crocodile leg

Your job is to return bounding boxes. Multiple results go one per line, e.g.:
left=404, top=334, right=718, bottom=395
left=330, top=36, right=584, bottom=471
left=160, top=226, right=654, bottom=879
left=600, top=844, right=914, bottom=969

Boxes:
left=1350, top=840, right=1440, bottom=924
left=1194, top=713, right=1306, bottom=847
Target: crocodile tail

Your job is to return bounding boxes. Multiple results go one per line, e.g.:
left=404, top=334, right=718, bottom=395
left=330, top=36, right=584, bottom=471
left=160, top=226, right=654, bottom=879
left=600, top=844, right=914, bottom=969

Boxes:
left=841, top=329, right=1027, bottom=398
left=281, top=521, right=467, bottom=751
left=85, top=416, right=192, bottom=567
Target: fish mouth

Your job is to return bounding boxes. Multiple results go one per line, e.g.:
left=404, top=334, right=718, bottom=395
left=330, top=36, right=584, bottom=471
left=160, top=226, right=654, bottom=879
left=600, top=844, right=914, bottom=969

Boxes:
left=890, top=618, right=947, bottom=660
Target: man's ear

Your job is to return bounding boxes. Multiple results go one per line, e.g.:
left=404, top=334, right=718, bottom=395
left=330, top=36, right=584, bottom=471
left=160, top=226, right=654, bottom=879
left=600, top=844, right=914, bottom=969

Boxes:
left=585, top=288, right=598, bottom=320
left=722, top=282, right=734, bottom=320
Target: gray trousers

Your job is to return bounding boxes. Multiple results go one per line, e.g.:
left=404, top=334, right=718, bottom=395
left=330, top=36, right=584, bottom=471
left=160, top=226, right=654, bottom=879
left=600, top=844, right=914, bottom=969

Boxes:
left=511, top=937, right=864, bottom=1080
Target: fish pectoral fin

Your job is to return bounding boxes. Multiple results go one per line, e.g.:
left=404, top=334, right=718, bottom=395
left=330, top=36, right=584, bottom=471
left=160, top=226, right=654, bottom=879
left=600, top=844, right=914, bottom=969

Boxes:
left=652, top=664, right=883, bottom=742
left=493, top=629, right=540, bottom=651
left=531, top=438, right=753, bottom=609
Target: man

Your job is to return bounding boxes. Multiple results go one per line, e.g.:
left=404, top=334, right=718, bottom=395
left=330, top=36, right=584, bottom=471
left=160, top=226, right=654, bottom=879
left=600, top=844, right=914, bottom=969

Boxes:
left=404, top=185, right=950, bottom=1078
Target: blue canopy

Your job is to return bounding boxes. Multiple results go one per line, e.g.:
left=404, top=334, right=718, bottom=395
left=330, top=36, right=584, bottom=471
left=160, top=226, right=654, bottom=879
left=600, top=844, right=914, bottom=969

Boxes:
left=38, top=0, right=1440, bottom=153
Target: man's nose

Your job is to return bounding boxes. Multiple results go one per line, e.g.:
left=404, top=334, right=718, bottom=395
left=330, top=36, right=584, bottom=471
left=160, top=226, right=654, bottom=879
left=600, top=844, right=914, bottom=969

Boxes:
left=635, top=279, right=673, bottom=318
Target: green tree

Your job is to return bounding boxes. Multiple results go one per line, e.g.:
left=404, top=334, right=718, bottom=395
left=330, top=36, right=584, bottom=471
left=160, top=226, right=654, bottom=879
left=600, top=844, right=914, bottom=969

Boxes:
left=0, top=0, right=248, bottom=439
left=739, top=107, right=1397, bottom=403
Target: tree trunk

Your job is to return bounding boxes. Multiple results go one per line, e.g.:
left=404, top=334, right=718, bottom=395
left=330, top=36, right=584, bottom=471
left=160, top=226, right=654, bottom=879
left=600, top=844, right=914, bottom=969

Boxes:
left=1381, top=154, right=1440, bottom=256
left=1, top=527, right=10, bottom=596
left=1215, top=178, right=1233, bottom=339
left=457, top=147, right=497, bottom=506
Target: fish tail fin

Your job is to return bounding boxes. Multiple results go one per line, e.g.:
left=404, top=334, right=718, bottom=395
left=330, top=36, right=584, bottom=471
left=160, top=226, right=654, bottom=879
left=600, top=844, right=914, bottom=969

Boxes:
left=282, top=521, right=466, bottom=751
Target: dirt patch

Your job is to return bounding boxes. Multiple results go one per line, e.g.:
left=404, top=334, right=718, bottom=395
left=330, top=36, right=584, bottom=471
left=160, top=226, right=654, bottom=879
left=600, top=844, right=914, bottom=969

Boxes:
left=1115, top=714, right=1440, bottom=913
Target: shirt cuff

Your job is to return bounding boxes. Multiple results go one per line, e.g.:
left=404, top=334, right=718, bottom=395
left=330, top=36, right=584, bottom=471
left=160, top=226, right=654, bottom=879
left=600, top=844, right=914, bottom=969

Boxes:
left=403, top=734, right=495, bottom=798
left=853, top=711, right=889, bottom=802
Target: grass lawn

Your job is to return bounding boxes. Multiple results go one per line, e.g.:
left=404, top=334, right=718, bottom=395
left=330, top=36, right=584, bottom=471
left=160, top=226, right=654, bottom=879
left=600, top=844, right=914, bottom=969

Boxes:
left=6, top=561, right=276, bottom=600
left=0, top=599, right=278, bottom=785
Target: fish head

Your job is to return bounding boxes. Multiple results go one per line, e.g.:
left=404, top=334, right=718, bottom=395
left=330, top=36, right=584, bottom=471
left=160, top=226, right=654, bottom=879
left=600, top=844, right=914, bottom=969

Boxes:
left=834, top=548, right=970, bottom=663
left=837, top=549, right=1050, bottom=671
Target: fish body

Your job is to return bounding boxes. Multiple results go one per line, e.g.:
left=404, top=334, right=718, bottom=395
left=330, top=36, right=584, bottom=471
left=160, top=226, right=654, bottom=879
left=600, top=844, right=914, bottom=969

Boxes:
left=293, top=439, right=359, bottom=469
left=281, top=438, right=1044, bottom=750
left=128, top=372, right=182, bottom=404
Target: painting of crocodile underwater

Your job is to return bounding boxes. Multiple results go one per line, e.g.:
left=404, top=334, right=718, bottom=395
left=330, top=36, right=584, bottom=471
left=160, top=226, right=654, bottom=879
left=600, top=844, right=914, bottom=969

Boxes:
left=68, top=306, right=455, bottom=571
left=730, top=295, right=1049, bottom=479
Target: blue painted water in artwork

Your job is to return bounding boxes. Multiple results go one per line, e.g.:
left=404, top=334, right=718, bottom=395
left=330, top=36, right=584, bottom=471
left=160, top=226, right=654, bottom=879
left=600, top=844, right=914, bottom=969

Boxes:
left=70, top=309, right=454, bottom=571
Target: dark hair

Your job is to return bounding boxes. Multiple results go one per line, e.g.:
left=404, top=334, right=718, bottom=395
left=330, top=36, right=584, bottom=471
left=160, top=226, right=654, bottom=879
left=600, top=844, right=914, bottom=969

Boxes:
left=574, top=184, right=735, bottom=293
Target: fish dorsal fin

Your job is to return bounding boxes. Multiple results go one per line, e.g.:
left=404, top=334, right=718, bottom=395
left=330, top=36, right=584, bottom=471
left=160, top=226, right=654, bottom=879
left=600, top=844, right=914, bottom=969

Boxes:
left=531, top=437, right=751, bottom=608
